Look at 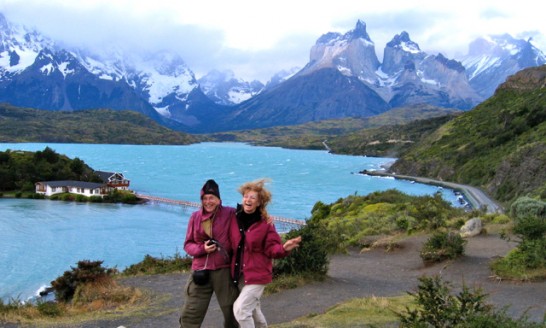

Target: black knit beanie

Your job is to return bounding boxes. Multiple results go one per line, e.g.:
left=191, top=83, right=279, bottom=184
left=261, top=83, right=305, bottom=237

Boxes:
left=200, top=179, right=221, bottom=199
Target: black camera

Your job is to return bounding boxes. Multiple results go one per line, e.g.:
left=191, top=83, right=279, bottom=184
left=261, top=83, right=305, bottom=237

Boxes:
left=206, top=239, right=219, bottom=246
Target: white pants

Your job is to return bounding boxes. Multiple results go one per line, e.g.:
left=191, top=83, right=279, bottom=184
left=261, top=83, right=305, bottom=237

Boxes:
left=233, top=284, right=267, bottom=328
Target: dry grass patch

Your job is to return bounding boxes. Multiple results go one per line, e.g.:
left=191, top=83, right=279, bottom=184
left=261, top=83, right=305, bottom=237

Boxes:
left=0, top=280, right=152, bottom=326
left=359, top=234, right=405, bottom=253
left=271, top=294, right=413, bottom=327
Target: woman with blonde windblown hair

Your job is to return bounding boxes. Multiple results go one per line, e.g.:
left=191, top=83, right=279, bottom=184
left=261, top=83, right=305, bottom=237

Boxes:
left=229, top=178, right=302, bottom=328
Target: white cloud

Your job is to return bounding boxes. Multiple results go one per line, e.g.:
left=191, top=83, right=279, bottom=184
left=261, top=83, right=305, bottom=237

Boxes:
left=0, top=0, right=544, bottom=82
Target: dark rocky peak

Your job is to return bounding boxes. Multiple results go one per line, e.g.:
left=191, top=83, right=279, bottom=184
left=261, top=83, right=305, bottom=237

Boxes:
left=34, top=48, right=55, bottom=63
left=31, top=48, right=84, bottom=76
left=381, top=32, right=423, bottom=75
left=512, top=38, right=546, bottom=67
left=344, top=19, right=372, bottom=42
left=435, top=53, right=465, bottom=72
left=386, top=31, right=420, bottom=52
left=315, top=20, right=372, bottom=46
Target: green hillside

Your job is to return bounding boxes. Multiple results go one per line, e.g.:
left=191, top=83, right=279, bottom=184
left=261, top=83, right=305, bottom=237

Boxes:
left=391, top=65, right=546, bottom=205
left=0, top=104, right=199, bottom=145
left=325, top=114, right=459, bottom=157
left=209, top=105, right=461, bottom=150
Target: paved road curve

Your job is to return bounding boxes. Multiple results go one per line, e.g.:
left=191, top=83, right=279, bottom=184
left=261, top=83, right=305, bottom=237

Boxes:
left=362, top=170, right=504, bottom=214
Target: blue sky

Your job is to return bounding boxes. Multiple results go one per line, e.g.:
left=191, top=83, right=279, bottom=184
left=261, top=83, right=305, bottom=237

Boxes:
left=1, top=0, right=544, bottom=82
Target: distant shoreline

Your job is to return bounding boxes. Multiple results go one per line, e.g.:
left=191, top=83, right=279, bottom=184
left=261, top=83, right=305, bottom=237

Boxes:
left=361, top=169, right=504, bottom=214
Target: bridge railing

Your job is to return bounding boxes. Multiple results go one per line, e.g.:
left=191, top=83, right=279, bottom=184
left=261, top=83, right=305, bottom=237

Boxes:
left=136, top=193, right=306, bottom=230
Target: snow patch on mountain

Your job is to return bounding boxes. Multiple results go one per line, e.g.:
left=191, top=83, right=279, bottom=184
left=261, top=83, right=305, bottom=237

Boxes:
left=198, top=69, right=264, bottom=105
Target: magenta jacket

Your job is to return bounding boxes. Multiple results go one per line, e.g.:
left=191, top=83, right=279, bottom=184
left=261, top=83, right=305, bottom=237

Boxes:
left=229, top=215, right=289, bottom=285
left=184, top=203, right=236, bottom=271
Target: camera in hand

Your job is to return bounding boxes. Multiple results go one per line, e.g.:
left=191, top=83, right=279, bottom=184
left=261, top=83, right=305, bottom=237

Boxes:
left=207, top=239, right=219, bottom=246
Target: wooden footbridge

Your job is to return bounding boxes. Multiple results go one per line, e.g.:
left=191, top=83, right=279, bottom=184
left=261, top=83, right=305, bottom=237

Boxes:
left=136, top=193, right=306, bottom=231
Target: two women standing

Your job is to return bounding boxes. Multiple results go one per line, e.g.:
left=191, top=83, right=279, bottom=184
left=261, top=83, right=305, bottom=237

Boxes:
left=180, top=178, right=301, bottom=328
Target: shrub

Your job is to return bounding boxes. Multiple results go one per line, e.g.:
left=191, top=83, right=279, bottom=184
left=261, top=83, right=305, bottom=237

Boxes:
left=420, top=231, right=467, bottom=264
left=104, top=189, right=138, bottom=204
left=512, top=216, right=546, bottom=241
left=36, top=301, right=62, bottom=317
left=50, top=260, right=117, bottom=303
left=123, top=251, right=192, bottom=275
left=60, top=193, right=75, bottom=201
left=89, top=196, right=103, bottom=203
left=273, top=220, right=329, bottom=277
left=492, top=214, right=511, bottom=224
left=398, top=275, right=490, bottom=327
left=510, top=197, right=546, bottom=221
left=71, top=278, right=141, bottom=307
left=75, top=194, right=87, bottom=202
left=27, top=193, right=45, bottom=199
left=398, top=275, right=544, bottom=327
left=120, top=192, right=138, bottom=204
left=493, top=197, right=546, bottom=280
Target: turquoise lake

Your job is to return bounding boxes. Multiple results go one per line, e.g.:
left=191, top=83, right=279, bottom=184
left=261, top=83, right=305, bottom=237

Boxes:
left=0, top=142, right=462, bottom=301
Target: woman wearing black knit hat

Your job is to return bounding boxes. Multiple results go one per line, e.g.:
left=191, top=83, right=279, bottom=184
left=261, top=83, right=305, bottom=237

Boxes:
left=180, top=179, right=239, bottom=328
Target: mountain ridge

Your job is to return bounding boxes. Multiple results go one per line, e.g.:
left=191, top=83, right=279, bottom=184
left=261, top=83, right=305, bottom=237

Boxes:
left=0, top=13, right=545, bottom=133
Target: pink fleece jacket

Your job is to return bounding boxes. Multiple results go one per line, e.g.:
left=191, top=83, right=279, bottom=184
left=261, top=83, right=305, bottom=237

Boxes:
left=184, top=203, right=236, bottom=271
left=229, top=216, right=289, bottom=285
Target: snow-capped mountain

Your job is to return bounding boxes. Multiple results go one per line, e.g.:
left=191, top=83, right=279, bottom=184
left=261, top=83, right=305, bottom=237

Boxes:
left=197, top=70, right=264, bottom=105
left=303, top=20, right=381, bottom=84
left=459, top=34, right=546, bottom=98
left=1, top=11, right=545, bottom=134
left=0, top=14, right=162, bottom=119
left=297, top=21, right=482, bottom=109
left=75, top=49, right=198, bottom=116
left=263, top=67, right=300, bottom=90
left=0, top=13, right=54, bottom=78
left=0, top=12, right=201, bottom=124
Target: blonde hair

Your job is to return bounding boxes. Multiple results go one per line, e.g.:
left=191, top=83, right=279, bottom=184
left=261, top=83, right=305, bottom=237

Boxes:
left=238, top=178, right=272, bottom=221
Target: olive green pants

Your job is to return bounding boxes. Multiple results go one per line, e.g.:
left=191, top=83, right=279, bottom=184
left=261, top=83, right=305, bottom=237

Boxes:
left=179, top=267, right=239, bottom=328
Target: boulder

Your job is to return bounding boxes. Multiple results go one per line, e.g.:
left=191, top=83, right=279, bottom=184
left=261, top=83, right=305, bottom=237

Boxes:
left=460, top=217, right=482, bottom=238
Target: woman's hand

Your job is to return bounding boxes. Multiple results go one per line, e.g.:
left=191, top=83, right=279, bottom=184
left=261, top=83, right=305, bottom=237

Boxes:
left=283, top=236, right=302, bottom=251
left=204, top=240, right=217, bottom=253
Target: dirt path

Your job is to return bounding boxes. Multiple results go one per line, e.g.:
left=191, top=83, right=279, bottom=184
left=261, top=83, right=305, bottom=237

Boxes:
left=49, top=234, right=545, bottom=328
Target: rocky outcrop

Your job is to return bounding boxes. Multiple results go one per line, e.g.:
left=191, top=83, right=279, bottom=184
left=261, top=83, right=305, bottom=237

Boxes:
left=496, top=64, right=546, bottom=92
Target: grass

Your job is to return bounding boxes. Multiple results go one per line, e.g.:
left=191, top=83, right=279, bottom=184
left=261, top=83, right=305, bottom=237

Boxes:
left=0, top=278, right=153, bottom=326
left=490, top=253, right=546, bottom=282
left=0, top=252, right=189, bottom=326
left=271, top=294, right=414, bottom=328
left=265, top=272, right=326, bottom=296
left=122, top=251, right=192, bottom=276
